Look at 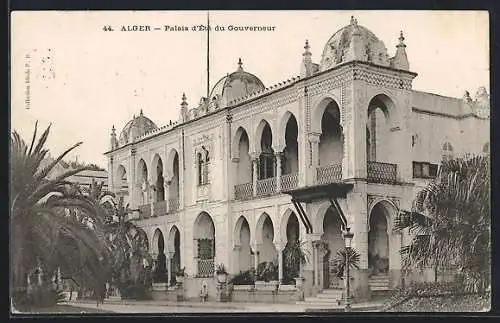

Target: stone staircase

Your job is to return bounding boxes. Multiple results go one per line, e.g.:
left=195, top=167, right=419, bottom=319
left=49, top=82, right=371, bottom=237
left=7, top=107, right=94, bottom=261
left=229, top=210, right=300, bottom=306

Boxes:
left=296, top=288, right=344, bottom=309
left=369, top=275, right=391, bottom=298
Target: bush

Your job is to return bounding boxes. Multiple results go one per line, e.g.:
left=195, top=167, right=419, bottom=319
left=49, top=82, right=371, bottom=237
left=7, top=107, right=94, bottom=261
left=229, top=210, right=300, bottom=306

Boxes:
left=119, top=283, right=152, bottom=300
left=230, top=269, right=255, bottom=285
left=256, top=262, right=278, bottom=282
left=383, top=281, right=469, bottom=311
left=12, top=286, right=66, bottom=311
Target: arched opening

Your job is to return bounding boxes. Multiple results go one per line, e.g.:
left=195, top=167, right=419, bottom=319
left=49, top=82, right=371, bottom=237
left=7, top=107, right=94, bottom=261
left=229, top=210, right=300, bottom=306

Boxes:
left=116, top=165, right=127, bottom=190
left=236, top=128, right=252, bottom=185
left=367, top=95, right=394, bottom=164
left=154, top=155, right=165, bottom=202
left=283, top=114, right=299, bottom=175
left=196, top=146, right=210, bottom=186
left=442, top=142, right=454, bottom=162
left=234, top=216, right=252, bottom=273
left=322, top=207, right=344, bottom=289
left=368, top=202, right=391, bottom=277
left=257, top=213, right=278, bottom=269
left=319, top=101, right=343, bottom=167
left=152, top=229, right=167, bottom=283
left=259, top=122, right=275, bottom=180
left=282, top=212, right=300, bottom=284
left=168, top=151, right=180, bottom=211
left=194, top=212, right=215, bottom=278
left=137, top=159, right=149, bottom=204
left=168, top=226, right=181, bottom=286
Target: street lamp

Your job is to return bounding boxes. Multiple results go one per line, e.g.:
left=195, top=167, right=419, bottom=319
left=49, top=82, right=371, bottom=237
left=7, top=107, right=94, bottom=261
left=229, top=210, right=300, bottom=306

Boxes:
left=342, top=227, right=354, bottom=312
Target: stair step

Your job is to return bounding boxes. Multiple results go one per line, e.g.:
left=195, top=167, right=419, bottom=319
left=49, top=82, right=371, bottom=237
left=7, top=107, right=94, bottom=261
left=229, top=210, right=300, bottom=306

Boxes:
left=370, top=276, right=389, bottom=281
left=302, top=298, right=344, bottom=306
left=316, top=293, right=343, bottom=299
left=370, top=286, right=391, bottom=291
left=369, top=282, right=390, bottom=287
left=320, top=288, right=344, bottom=294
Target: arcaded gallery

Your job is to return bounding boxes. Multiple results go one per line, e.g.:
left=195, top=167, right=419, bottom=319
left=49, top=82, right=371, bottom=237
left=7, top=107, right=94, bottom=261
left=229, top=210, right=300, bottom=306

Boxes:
left=105, top=17, right=490, bottom=303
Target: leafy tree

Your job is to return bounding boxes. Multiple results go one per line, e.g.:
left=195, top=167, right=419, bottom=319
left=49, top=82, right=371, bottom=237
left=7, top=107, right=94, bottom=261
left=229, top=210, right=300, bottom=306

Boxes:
left=395, top=155, right=490, bottom=293
left=10, top=122, right=110, bottom=307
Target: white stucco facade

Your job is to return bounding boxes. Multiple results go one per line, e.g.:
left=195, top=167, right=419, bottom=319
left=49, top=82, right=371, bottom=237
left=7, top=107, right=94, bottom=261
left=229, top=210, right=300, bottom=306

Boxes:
left=104, top=17, right=490, bottom=300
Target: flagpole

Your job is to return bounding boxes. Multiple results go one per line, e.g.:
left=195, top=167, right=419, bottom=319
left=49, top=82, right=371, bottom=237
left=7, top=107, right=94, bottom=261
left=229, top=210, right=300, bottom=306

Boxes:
left=206, top=11, right=210, bottom=99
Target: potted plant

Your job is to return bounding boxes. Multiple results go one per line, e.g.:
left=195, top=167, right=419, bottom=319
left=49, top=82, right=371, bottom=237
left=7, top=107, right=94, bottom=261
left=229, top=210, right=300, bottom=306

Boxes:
left=175, top=267, right=185, bottom=285
left=215, top=264, right=228, bottom=283
left=283, top=240, right=310, bottom=287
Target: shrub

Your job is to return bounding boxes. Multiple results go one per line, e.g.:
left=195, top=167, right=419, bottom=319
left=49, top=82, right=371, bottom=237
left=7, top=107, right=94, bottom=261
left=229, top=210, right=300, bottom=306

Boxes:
left=119, top=283, right=152, bottom=300
left=230, top=269, right=255, bottom=285
left=256, top=262, right=278, bottom=282
left=382, top=281, right=468, bottom=311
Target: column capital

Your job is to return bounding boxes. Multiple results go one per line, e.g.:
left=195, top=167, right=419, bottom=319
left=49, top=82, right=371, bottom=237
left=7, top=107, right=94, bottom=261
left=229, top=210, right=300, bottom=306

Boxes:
left=273, top=145, right=285, bottom=154
left=250, top=152, right=260, bottom=160
left=308, top=132, right=321, bottom=142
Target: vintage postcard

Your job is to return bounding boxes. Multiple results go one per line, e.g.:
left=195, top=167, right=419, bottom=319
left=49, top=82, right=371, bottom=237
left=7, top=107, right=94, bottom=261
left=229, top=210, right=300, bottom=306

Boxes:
left=10, top=10, right=490, bottom=314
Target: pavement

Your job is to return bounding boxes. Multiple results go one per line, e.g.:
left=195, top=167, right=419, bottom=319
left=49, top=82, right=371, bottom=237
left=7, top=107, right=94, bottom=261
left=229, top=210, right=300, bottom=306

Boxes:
left=62, top=297, right=385, bottom=313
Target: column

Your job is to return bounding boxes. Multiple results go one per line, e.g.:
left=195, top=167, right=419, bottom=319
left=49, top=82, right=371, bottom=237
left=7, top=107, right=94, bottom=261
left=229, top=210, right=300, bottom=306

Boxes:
left=167, top=252, right=175, bottom=285
left=108, top=157, right=114, bottom=192
left=308, top=133, right=320, bottom=184
left=164, top=177, right=171, bottom=213
left=128, top=148, right=137, bottom=209
left=250, top=242, right=260, bottom=271
left=251, top=153, right=259, bottom=197
left=149, top=178, right=155, bottom=216
left=275, top=152, right=283, bottom=192
left=275, top=242, right=284, bottom=283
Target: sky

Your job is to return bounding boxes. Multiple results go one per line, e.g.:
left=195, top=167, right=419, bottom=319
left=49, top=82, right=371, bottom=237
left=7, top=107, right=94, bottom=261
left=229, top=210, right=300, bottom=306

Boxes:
left=11, top=10, right=489, bottom=168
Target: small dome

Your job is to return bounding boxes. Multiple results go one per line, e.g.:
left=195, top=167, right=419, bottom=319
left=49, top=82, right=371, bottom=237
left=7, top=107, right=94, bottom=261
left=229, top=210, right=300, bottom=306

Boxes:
left=119, top=110, right=158, bottom=145
left=320, top=18, right=390, bottom=71
left=209, top=58, right=265, bottom=107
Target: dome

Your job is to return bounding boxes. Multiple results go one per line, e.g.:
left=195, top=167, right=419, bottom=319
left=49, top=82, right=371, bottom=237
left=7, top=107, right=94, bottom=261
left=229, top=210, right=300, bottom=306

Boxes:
left=209, top=58, right=265, bottom=107
left=118, top=110, right=158, bottom=145
left=319, top=17, right=390, bottom=71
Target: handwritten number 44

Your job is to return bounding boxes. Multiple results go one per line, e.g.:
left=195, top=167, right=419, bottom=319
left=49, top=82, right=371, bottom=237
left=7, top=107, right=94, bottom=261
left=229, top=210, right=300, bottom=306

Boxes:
left=103, top=26, right=114, bottom=32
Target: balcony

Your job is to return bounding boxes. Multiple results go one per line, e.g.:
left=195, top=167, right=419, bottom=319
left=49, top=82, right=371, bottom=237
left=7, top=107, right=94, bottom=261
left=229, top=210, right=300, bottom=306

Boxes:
left=280, top=173, right=299, bottom=191
left=234, top=173, right=299, bottom=201
left=152, top=200, right=168, bottom=216
left=256, top=177, right=277, bottom=197
left=235, top=182, right=253, bottom=200
left=168, top=198, right=180, bottom=213
left=367, top=161, right=397, bottom=184
left=317, top=163, right=342, bottom=184
left=138, top=204, right=151, bottom=219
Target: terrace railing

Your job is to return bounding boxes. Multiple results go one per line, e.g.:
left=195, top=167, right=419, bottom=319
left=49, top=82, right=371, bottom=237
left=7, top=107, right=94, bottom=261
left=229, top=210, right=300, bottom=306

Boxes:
left=256, top=177, right=277, bottom=197
left=234, top=182, right=253, bottom=200
left=280, top=173, right=299, bottom=191
left=367, top=161, right=397, bottom=184
left=317, top=163, right=342, bottom=184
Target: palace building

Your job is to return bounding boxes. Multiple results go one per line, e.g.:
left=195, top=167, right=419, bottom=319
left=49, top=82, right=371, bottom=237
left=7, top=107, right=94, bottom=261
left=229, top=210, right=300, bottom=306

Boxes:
left=104, top=17, right=490, bottom=302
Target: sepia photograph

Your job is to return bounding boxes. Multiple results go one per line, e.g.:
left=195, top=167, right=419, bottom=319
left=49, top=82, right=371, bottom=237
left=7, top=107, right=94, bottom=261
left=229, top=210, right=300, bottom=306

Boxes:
left=10, top=10, right=491, bottom=314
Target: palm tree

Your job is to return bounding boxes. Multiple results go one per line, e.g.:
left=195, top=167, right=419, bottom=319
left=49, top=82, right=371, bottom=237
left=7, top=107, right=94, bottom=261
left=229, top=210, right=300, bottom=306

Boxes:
left=331, top=247, right=361, bottom=279
left=283, top=240, right=309, bottom=283
left=395, top=155, right=490, bottom=292
left=104, top=197, right=149, bottom=295
left=10, top=122, right=111, bottom=306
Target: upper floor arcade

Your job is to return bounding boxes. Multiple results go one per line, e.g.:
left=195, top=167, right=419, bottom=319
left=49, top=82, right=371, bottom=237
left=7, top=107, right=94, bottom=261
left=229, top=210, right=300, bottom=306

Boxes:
left=104, top=17, right=489, bottom=217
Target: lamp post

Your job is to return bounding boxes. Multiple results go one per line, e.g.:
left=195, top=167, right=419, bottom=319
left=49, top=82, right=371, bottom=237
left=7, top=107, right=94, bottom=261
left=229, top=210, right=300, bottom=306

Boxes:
left=342, top=227, right=354, bottom=312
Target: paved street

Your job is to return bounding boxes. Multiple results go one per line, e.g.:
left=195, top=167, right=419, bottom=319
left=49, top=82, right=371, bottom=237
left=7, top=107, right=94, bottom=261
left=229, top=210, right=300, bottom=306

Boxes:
left=62, top=298, right=384, bottom=313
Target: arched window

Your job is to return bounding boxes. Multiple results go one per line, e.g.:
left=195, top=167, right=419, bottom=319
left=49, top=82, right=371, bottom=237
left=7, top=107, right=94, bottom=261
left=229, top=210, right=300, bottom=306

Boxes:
left=197, top=152, right=204, bottom=185
left=442, top=142, right=454, bottom=162
left=197, top=146, right=210, bottom=185
left=483, top=142, right=490, bottom=154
